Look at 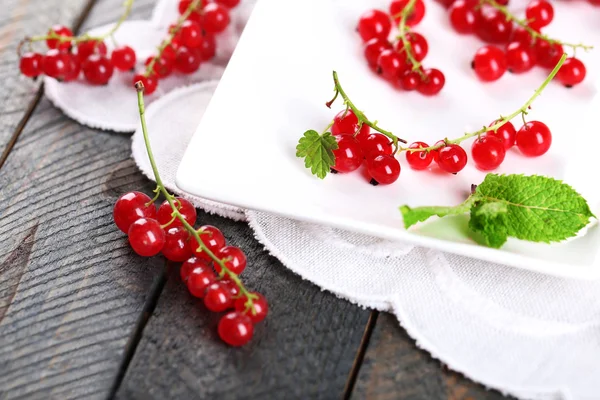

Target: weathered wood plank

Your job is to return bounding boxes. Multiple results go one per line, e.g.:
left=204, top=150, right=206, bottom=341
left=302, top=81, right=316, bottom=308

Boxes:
left=351, top=313, right=511, bottom=399
left=116, top=213, right=372, bottom=400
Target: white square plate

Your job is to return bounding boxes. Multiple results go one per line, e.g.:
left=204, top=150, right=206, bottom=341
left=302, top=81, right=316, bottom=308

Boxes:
left=177, top=0, right=600, bottom=279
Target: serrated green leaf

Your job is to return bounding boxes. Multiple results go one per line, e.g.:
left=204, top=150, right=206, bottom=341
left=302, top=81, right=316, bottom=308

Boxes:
left=296, top=130, right=338, bottom=179
left=399, top=198, right=475, bottom=229
left=474, top=174, right=594, bottom=243
left=468, top=201, right=509, bottom=248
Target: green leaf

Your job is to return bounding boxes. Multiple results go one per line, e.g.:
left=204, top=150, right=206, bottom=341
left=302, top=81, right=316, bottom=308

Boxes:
left=468, top=201, right=509, bottom=248
left=400, top=199, right=474, bottom=229
left=296, top=130, right=338, bottom=179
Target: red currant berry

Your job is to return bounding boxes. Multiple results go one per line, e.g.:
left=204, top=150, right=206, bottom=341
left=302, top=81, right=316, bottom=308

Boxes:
left=145, top=55, right=173, bottom=78
left=221, top=279, right=240, bottom=297
left=472, top=45, right=507, bottom=82
left=133, top=73, right=158, bottom=95
left=437, top=0, right=457, bottom=7
left=157, top=197, right=197, bottom=229
left=43, top=49, right=71, bottom=80
left=63, top=53, right=81, bottom=82
left=486, top=120, right=516, bottom=150
left=193, top=225, right=226, bottom=260
left=377, top=49, right=407, bottom=84
left=204, top=282, right=234, bottom=312
left=19, top=52, right=44, bottom=78
left=180, top=257, right=210, bottom=282
left=331, top=109, right=370, bottom=140
left=437, top=144, right=468, bottom=174
left=113, top=192, right=157, bottom=233
left=76, top=40, right=107, bottom=63
left=516, top=121, right=552, bottom=156
left=475, top=8, right=513, bottom=44
left=367, top=155, right=401, bottom=185
left=46, top=25, right=73, bottom=50
left=390, top=0, right=426, bottom=27
left=215, top=246, right=247, bottom=275
left=180, top=20, right=203, bottom=48
left=395, top=32, right=428, bottom=62
left=162, top=226, right=192, bottom=262
left=364, top=38, right=393, bottom=70
left=332, top=135, right=364, bottom=173
left=406, top=141, right=434, bottom=170
left=162, top=44, right=178, bottom=62
left=505, top=41, right=536, bottom=73
left=589, top=0, right=600, bottom=5
left=417, top=68, right=445, bottom=96
left=215, top=0, right=240, bottom=7
left=525, top=0, right=553, bottom=30
left=199, top=32, right=217, bottom=61
left=128, top=218, right=166, bottom=257
left=218, top=312, right=254, bottom=347
left=82, top=54, right=114, bottom=85
left=111, top=46, right=137, bottom=71
left=235, top=293, right=268, bottom=323
left=187, top=268, right=217, bottom=298
left=399, top=70, right=420, bottom=90
left=178, top=0, right=203, bottom=14
left=361, top=134, right=393, bottom=158
left=534, top=40, right=563, bottom=69
left=556, top=57, right=586, bottom=88
left=431, top=140, right=447, bottom=163
left=511, top=26, right=535, bottom=46
left=471, top=136, right=506, bottom=171
left=449, top=0, right=479, bottom=34
left=357, top=9, right=392, bottom=42
left=174, top=47, right=202, bottom=74
left=202, top=3, right=230, bottom=33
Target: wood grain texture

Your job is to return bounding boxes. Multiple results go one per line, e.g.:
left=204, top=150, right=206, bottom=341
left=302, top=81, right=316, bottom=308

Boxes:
left=351, top=313, right=511, bottom=400
left=116, top=212, right=372, bottom=400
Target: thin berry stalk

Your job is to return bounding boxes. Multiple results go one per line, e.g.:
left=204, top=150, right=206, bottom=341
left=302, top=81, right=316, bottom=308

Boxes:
left=134, top=81, right=258, bottom=312
left=403, top=53, right=567, bottom=153
left=396, top=0, right=426, bottom=78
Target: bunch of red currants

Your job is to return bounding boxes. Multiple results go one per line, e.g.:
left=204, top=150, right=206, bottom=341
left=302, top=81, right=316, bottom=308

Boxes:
left=113, top=191, right=266, bottom=347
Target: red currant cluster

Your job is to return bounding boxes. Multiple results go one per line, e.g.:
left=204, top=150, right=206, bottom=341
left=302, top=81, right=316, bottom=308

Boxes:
left=113, top=191, right=266, bottom=347
left=446, top=0, right=591, bottom=86
left=357, top=0, right=445, bottom=96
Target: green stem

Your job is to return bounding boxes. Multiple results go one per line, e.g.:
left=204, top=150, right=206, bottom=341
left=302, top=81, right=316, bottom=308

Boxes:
left=327, top=71, right=408, bottom=152
left=402, top=53, right=567, bottom=153
left=481, top=0, right=593, bottom=52
left=134, top=82, right=258, bottom=312
left=396, top=0, right=426, bottom=79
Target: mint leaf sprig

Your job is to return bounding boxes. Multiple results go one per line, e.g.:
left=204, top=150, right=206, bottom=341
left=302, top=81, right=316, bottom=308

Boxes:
left=296, top=71, right=407, bottom=179
left=400, top=174, right=596, bottom=248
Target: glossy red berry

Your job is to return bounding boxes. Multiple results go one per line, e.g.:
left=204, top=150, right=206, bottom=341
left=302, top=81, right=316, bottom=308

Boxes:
left=43, top=49, right=71, bottom=80
left=46, top=25, right=73, bottom=50
left=145, top=55, right=174, bottom=78
left=63, top=54, right=81, bottom=82
left=235, top=293, right=269, bottom=323
left=174, top=47, right=202, bottom=74
left=76, top=40, right=107, bottom=63
left=157, top=198, right=197, bottom=229
left=193, top=225, right=226, bottom=261
left=82, top=54, right=114, bottom=85
left=187, top=268, right=217, bottom=298
left=471, top=136, right=506, bottom=170
left=203, top=3, right=230, bottom=33
left=162, top=226, right=192, bottom=262
left=432, top=140, right=447, bottom=163
left=180, top=20, right=203, bottom=48
left=367, top=155, right=401, bottom=185
left=406, top=142, right=433, bottom=170
left=475, top=8, right=513, bottom=44
left=215, top=0, right=241, bottom=7
left=399, top=70, right=420, bottom=90
left=396, top=32, right=428, bottom=62
left=510, top=26, right=535, bottom=46
left=364, top=38, right=393, bottom=69
left=113, top=191, right=157, bottom=233
left=357, top=9, right=392, bottom=42
left=473, top=45, right=506, bottom=82
left=180, top=257, right=210, bottom=282
left=218, top=312, right=254, bottom=347
left=486, top=120, right=516, bottom=150
left=516, top=121, right=552, bottom=156
left=19, top=53, right=44, bottom=78
left=556, top=57, right=586, bottom=87
left=449, top=0, right=479, bottom=34
left=178, top=0, right=203, bottom=14
left=331, top=109, right=370, bottom=140
left=437, top=144, right=468, bottom=174
left=417, top=68, right=445, bottom=95
left=128, top=218, right=166, bottom=257
left=534, top=40, right=563, bottom=69
left=390, top=0, right=426, bottom=27
left=199, top=33, right=217, bottom=61
left=133, top=73, right=158, bottom=95
left=525, top=0, right=554, bottom=30
left=505, top=41, right=536, bottom=73
left=204, top=282, right=234, bottom=312
left=332, top=135, right=364, bottom=173
left=377, top=49, right=407, bottom=84
left=111, top=46, right=137, bottom=71
left=215, top=246, right=247, bottom=275
left=361, top=134, right=393, bottom=158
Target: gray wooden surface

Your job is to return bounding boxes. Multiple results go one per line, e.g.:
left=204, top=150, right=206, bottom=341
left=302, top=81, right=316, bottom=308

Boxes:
left=0, top=1, right=510, bottom=399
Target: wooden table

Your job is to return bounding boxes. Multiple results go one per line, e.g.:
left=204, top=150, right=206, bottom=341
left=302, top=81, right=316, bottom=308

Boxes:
left=0, top=1, right=511, bottom=398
